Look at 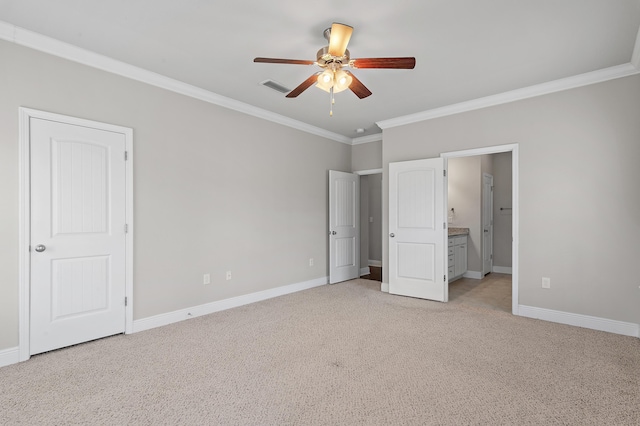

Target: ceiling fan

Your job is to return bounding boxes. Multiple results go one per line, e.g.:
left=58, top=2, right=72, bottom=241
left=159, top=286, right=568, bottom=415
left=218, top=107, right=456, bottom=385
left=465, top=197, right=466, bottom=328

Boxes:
left=254, top=23, right=416, bottom=115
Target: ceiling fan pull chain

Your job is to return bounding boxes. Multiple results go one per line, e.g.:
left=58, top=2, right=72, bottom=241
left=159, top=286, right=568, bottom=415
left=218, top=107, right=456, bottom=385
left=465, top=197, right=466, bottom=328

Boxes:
left=330, top=86, right=334, bottom=116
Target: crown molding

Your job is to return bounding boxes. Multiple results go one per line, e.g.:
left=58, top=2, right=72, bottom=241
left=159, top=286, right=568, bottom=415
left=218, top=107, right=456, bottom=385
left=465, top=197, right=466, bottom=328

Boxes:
left=351, top=133, right=383, bottom=145
left=3, top=19, right=638, bottom=145
left=377, top=63, right=640, bottom=130
left=0, top=21, right=351, bottom=145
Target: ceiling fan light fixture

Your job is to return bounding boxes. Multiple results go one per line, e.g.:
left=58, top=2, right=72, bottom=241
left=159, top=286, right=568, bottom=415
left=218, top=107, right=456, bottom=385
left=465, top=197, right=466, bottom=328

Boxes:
left=333, top=69, right=352, bottom=93
left=316, top=69, right=334, bottom=92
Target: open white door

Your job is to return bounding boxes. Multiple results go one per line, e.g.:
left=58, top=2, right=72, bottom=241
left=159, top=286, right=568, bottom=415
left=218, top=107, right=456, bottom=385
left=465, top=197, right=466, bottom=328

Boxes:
left=483, top=173, right=494, bottom=275
left=30, top=117, right=127, bottom=355
left=389, top=158, right=447, bottom=301
left=329, top=170, right=360, bottom=284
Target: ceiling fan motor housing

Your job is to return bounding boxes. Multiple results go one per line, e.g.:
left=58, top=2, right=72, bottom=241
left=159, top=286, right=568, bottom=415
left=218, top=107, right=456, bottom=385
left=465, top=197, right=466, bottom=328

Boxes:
left=316, top=47, right=350, bottom=68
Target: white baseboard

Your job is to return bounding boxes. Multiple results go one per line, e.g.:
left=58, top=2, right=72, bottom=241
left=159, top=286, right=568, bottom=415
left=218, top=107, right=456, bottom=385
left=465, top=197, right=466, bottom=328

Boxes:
left=0, top=347, right=20, bottom=368
left=368, top=260, right=382, bottom=267
left=518, top=305, right=640, bottom=338
left=133, top=276, right=328, bottom=333
left=360, top=267, right=371, bottom=276
left=493, top=266, right=513, bottom=274
left=463, top=271, right=483, bottom=279
left=381, top=282, right=389, bottom=293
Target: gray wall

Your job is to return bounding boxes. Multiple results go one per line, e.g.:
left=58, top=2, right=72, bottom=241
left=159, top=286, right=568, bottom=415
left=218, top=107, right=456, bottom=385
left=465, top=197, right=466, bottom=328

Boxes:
left=0, top=40, right=351, bottom=351
left=351, top=140, right=382, bottom=172
left=383, top=74, right=640, bottom=325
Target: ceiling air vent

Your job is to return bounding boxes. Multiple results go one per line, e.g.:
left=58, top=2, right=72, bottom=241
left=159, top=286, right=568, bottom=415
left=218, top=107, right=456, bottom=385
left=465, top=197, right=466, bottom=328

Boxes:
left=260, top=79, right=291, bottom=94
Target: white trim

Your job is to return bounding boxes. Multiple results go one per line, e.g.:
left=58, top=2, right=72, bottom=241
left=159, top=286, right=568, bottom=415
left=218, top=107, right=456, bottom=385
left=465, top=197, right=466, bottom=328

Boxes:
left=493, top=266, right=513, bottom=274
left=0, top=347, right=20, bottom=368
left=18, top=108, right=30, bottom=362
left=377, top=64, right=640, bottom=130
left=463, top=271, right=483, bottom=279
left=381, top=282, right=389, bottom=293
left=368, top=260, right=382, bottom=267
left=18, top=107, right=134, bottom=361
left=352, top=133, right=383, bottom=145
left=360, top=267, right=371, bottom=276
left=518, top=305, right=640, bottom=338
left=0, top=21, right=351, bottom=145
left=133, top=276, right=328, bottom=333
left=631, top=24, right=640, bottom=70
left=442, top=143, right=519, bottom=316
left=354, top=168, right=383, bottom=176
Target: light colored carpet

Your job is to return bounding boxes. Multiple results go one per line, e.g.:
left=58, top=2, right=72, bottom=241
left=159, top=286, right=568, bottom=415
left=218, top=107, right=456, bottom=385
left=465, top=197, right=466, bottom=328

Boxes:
left=1, top=279, right=639, bottom=425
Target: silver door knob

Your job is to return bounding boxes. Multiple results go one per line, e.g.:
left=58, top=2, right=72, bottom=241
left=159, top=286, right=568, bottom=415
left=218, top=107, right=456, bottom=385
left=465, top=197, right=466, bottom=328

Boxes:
left=35, top=244, right=46, bottom=252
left=390, top=233, right=395, bottom=238
left=331, top=231, right=337, bottom=235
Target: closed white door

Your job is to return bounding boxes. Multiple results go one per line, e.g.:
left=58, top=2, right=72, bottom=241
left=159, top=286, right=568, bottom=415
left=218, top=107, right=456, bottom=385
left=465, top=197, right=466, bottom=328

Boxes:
left=30, top=117, right=127, bottom=355
left=389, top=158, right=447, bottom=301
left=483, top=173, right=494, bottom=275
left=329, top=170, right=360, bottom=284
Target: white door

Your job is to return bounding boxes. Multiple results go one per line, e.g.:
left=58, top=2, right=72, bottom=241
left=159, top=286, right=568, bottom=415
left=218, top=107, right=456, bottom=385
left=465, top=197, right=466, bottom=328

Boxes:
left=483, top=173, right=494, bottom=275
left=30, top=117, right=127, bottom=355
left=389, top=158, right=447, bottom=301
left=329, top=170, right=360, bottom=284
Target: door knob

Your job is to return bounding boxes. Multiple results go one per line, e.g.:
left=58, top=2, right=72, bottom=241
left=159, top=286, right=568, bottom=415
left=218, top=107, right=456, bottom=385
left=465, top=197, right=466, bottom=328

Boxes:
left=389, top=233, right=395, bottom=238
left=331, top=231, right=337, bottom=235
left=35, top=244, right=46, bottom=252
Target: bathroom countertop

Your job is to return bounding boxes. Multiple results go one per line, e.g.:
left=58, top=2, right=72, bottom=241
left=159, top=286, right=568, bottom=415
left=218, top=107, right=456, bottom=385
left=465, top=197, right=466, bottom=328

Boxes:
left=448, top=227, right=469, bottom=236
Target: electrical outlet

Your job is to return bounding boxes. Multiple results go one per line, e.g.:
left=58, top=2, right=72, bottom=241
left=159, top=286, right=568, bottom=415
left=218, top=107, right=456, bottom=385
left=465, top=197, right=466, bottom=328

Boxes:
left=542, top=277, right=551, bottom=289
left=226, top=271, right=232, bottom=280
left=203, top=273, right=211, bottom=285
left=309, top=258, right=314, bottom=267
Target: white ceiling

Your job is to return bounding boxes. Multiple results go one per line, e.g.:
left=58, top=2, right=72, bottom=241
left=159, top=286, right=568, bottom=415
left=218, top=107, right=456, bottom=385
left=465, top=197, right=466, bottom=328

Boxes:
left=1, top=0, right=640, bottom=140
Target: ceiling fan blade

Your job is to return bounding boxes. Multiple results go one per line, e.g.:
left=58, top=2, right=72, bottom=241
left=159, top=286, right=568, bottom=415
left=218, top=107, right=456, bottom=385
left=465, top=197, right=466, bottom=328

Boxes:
left=328, top=23, right=353, bottom=57
left=344, top=71, right=372, bottom=99
left=350, top=57, right=416, bottom=69
left=286, top=72, right=322, bottom=98
left=254, top=57, right=315, bottom=65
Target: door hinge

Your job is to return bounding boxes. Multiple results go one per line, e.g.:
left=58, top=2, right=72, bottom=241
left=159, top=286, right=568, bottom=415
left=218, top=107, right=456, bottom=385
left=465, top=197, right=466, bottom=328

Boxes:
left=125, top=297, right=128, bottom=306
left=443, top=222, right=446, bottom=229
left=125, top=224, right=129, bottom=233
left=443, top=169, right=447, bottom=177
left=444, top=275, right=447, bottom=282
left=124, top=151, right=128, bottom=161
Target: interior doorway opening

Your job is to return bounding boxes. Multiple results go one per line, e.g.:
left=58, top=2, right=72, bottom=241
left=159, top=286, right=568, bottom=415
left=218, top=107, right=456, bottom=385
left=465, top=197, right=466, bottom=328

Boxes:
left=442, top=144, right=518, bottom=314
left=355, top=169, right=383, bottom=283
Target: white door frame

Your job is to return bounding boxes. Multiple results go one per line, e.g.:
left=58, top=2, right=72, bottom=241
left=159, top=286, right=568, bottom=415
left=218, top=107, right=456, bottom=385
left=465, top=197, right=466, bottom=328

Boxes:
left=441, top=144, right=519, bottom=315
left=18, top=107, right=134, bottom=362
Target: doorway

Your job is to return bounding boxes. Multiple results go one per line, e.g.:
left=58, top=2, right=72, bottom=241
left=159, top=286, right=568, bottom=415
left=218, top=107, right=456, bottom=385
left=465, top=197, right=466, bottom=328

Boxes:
left=355, top=169, right=383, bottom=283
left=442, top=145, right=518, bottom=314
left=19, top=108, right=134, bottom=361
